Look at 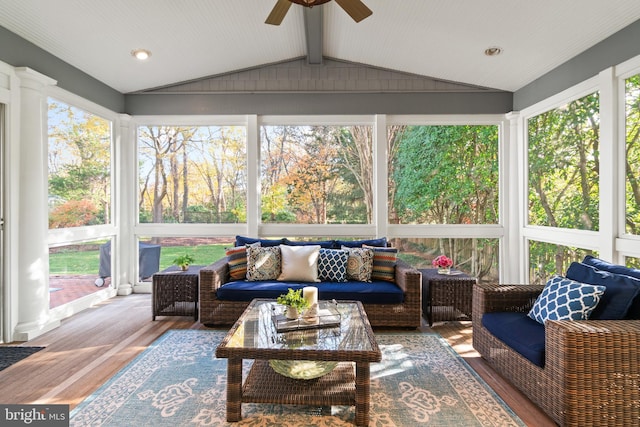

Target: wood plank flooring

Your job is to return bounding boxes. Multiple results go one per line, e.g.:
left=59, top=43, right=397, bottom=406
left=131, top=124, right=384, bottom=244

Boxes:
left=0, top=294, right=556, bottom=426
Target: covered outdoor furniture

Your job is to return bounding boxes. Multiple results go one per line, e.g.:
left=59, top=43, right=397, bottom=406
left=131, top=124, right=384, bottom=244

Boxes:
left=99, top=241, right=161, bottom=280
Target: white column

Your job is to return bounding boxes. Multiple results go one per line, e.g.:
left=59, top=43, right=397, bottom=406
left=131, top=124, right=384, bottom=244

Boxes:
left=598, top=68, right=618, bottom=263
left=246, top=115, right=259, bottom=236
left=504, top=111, right=523, bottom=283
left=13, top=68, right=59, bottom=341
left=116, top=114, right=134, bottom=295
left=374, top=114, right=388, bottom=239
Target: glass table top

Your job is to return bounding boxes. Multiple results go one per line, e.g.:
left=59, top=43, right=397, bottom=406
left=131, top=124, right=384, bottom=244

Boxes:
left=221, top=299, right=376, bottom=354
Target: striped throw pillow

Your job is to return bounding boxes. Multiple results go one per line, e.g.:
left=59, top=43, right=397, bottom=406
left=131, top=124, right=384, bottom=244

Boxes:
left=225, top=245, right=249, bottom=280
left=364, top=245, right=398, bottom=282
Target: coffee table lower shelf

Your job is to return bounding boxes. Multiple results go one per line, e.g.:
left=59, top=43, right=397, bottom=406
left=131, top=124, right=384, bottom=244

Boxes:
left=243, top=360, right=356, bottom=406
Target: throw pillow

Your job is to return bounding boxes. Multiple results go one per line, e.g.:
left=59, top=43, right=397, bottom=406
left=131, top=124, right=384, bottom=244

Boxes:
left=225, top=244, right=251, bottom=280
left=317, top=248, right=349, bottom=282
left=235, top=235, right=284, bottom=247
left=342, top=246, right=374, bottom=282
left=566, top=262, right=640, bottom=320
left=278, top=244, right=321, bottom=282
left=336, top=237, right=387, bottom=248
left=582, top=256, right=640, bottom=319
left=283, top=238, right=336, bottom=249
left=246, top=245, right=282, bottom=281
left=364, top=245, right=398, bottom=282
left=527, top=275, right=605, bottom=324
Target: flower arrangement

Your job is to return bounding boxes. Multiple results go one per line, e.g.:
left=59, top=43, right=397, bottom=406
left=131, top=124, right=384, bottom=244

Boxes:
left=432, top=255, right=453, bottom=269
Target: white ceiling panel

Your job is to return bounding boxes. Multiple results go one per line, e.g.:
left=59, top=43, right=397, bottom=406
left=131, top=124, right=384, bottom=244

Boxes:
left=0, top=0, right=639, bottom=93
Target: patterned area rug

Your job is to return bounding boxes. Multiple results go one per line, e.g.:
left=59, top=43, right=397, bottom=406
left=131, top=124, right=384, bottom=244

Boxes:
left=70, top=330, right=524, bottom=426
left=0, top=346, right=44, bottom=372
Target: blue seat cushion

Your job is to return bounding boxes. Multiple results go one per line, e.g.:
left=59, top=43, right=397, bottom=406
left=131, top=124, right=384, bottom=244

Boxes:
left=566, top=262, right=640, bottom=320
left=482, top=312, right=546, bottom=367
left=217, top=280, right=404, bottom=304
left=581, top=256, right=640, bottom=319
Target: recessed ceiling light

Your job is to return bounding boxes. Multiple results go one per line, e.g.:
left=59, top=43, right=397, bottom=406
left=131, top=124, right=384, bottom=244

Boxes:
left=131, top=49, right=152, bottom=60
left=484, top=47, right=503, bottom=56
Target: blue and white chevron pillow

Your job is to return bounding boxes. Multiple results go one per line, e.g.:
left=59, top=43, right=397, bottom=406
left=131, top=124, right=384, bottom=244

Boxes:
left=528, top=275, right=606, bottom=324
left=318, top=249, right=349, bottom=282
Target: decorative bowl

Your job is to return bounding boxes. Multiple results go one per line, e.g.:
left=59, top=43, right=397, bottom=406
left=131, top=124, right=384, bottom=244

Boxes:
left=268, top=359, right=337, bottom=380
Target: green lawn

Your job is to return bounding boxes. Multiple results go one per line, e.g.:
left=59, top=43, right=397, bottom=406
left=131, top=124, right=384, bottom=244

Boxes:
left=49, top=244, right=227, bottom=275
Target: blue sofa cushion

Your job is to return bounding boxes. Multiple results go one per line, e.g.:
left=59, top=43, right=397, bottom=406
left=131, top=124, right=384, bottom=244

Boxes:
left=235, top=235, right=284, bottom=247
left=583, top=255, right=640, bottom=279
left=217, top=280, right=404, bottom=304
left=482, top=312, right=546, bottom=367
left=283, top=238, right=336, bottom=249
left=582, top=256, right=640, bottom=319
left=335, top=237, right=387, bottom=248
left=566, top=262, right=640, bottom=320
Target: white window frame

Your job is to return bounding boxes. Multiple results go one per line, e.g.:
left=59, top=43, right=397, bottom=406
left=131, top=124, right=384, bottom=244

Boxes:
left=615, top=54, right=640, bottom=262
left=520, top=74, right=607, bottom=280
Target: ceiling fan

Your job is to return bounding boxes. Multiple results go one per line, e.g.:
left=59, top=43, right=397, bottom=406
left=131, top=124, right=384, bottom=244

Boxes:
left=266, top=0, right=372, bottom=25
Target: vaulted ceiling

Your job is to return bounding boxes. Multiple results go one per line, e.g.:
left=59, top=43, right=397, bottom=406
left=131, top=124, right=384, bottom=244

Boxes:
left=0, top=0, right=639, bottom=94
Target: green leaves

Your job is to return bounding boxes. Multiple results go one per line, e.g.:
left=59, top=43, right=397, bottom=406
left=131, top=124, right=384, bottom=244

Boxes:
left=392, top=125, right=499, bottom=225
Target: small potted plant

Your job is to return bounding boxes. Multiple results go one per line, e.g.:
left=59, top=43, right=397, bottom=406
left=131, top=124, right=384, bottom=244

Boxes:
left=432, top=255, right=453, bottom=275
left=173, top=254, right=195, bottom=271
left=277, top=288, right=310, bottom=319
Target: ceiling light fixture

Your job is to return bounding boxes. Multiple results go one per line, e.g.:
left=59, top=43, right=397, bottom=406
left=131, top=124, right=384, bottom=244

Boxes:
left=131, top=49, right=152, bottom=60
left=484, top=47, right=503, bottom=57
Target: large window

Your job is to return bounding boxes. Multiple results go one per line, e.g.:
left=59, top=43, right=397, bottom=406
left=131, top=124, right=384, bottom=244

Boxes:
left=527, top=92, right=600, bottom=230
left=138, top=125, right=247, bottom=224
left=260, top=125, right=372, bottom=224
left=48, top=98, right=112, bottom=229
left=389, top=125, right=499, bottom=225
left=625, top=73, right=640, bottom=235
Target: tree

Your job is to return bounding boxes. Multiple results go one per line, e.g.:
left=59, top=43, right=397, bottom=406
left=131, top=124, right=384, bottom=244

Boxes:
left=391, top=125, right=499, bottom=279
left=392, top=125, right=498, bottom=225
left=48, top=100, right=111, bottom=228
left=527, top=92, right=600, bottom=275
left=626, top=74, right=640, bottom=234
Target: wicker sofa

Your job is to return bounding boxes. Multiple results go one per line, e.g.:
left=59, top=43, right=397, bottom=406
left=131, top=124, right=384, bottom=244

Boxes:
left=199, top=237, right=422, bottom=329
left=473, top=257, right=640, bottom=426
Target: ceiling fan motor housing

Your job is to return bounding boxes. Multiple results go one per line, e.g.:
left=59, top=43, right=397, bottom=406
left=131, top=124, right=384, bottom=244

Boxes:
left=291, top=0, right=332, bottom=6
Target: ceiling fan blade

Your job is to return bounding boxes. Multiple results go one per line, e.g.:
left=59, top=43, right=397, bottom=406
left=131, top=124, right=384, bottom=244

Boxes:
left=265, top=0, right=293, bottom=25
left=334, top=0, right=372, bottom=23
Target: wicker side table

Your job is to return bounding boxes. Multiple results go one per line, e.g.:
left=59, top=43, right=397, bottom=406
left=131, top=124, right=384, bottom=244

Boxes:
left=420, top=268, right=477, bottom=326
left=152, top=265, right=203, bottom=321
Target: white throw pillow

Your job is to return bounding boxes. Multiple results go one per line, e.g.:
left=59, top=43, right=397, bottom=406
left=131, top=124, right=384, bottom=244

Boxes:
left=278, top=244, right=321, bottom=282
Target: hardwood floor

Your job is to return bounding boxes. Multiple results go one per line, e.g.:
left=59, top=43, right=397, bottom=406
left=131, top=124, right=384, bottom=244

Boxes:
left=0, top=294, right=556, bottom=426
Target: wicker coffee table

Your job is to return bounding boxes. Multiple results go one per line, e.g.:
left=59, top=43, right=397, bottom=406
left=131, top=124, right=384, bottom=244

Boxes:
left=215, top=299, right=381, bottom=426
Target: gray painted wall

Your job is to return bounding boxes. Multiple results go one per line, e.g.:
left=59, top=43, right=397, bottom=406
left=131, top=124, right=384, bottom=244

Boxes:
left=125, top=91, right=513, bottom=115
left=0, top=25, right=125, bottom=113
left=514, top=18, right=640, bottom=110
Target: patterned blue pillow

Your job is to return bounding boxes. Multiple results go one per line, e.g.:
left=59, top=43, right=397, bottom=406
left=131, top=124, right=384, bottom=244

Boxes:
left=528, top=276, right=605, bottom=324
left=318, top=249, right=349, bottom=282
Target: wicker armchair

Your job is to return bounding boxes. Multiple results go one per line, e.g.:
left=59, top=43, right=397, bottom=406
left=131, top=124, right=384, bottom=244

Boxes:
left=199, top=257, right=422, bottom=328
left=473, top=283, right=640, bottom=426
